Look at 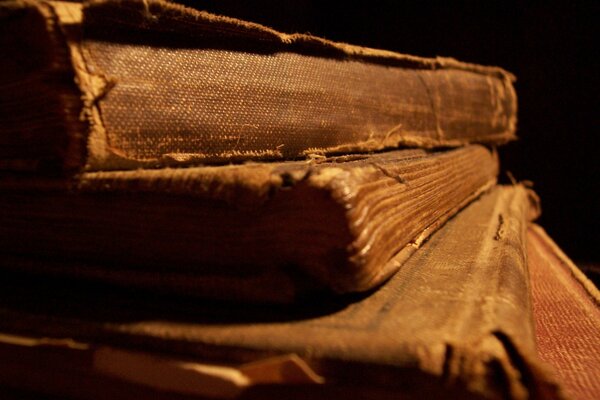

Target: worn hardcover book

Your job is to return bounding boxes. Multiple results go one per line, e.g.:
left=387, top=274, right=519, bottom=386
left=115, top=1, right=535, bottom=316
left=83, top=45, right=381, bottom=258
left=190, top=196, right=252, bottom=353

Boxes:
left=1, top=0, right=517, bottom=173
left=0, top=186, right=565, bottom=399
left=528, top=224, right=600, bottom=400
left=0, top=145, right=497, bottom=301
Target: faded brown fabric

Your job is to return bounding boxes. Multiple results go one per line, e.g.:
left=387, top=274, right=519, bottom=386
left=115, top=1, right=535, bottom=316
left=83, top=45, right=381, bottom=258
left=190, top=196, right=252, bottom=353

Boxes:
left=0, top=146, right=497, bottom=300
left=1, top=0, right=516, bottom=173
left=528, top=225, right=600, bottom=400
left=0, top=186, right=563, bottom=399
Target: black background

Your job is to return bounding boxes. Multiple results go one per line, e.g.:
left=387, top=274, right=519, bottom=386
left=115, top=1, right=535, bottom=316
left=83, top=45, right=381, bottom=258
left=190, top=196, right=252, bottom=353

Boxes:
left=191, top=1, right=598, bottom=263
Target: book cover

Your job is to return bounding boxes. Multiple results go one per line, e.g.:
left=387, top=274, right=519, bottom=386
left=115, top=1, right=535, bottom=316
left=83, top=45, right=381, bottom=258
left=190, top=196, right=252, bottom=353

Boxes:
left=528, top=224, right=600, bottom=400
left=1, top=145, right=497, bottom=300
left=1, top=0, right=517, bottom=173
left=0, top=186, right=564, bottom=399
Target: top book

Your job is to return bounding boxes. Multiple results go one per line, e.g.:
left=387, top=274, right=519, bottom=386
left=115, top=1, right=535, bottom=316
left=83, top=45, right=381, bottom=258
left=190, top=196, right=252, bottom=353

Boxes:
left=0, top=0, right=517, bottom=173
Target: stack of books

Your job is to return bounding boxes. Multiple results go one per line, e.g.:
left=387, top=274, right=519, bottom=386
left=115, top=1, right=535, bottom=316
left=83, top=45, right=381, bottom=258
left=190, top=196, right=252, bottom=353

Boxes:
left=0, top=1, right=597, bottom=399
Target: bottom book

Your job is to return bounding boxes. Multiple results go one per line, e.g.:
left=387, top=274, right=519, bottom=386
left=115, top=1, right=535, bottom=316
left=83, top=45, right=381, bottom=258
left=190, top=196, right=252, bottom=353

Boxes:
left=528, top=224, right=600, bottom=400
left=0, top=185, right=574, bottom=399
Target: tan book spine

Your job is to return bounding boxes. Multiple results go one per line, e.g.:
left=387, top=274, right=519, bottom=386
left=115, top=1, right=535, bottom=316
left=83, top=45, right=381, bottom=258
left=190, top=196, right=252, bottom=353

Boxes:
left=1, top=0, right=516, bottom=172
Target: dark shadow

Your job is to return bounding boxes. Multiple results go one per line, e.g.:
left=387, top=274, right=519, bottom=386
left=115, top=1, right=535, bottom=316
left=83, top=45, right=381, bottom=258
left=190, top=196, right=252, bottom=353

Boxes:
left=0, top=268, right=367, bottom=325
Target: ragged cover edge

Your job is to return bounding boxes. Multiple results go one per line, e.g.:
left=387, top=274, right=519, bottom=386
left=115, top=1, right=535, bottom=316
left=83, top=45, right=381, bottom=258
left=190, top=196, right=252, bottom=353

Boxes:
left=84, top=0, right=515, bottom=80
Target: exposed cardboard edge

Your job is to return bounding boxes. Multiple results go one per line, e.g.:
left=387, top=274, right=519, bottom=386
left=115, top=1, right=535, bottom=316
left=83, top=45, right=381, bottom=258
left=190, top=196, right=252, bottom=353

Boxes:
left=46, top=1, right=117, bottom=172
left=94, top=348, right=324, bottom=398
left=0, top=333, right=89, bottom=350
left=46, top=1, right=158, bottom=172
left=0, top=333, right=324, bottom=398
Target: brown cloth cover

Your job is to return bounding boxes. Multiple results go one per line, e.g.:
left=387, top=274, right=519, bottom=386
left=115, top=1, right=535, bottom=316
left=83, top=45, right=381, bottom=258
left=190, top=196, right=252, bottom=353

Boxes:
left=0, top=186, right=564, bottom=399
left=0, top=146, right=497, bottom=300
left=1, top=0, right=516, bottom=172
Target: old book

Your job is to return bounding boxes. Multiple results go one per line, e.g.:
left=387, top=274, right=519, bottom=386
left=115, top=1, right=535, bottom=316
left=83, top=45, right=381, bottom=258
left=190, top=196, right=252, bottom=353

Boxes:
left=0, top=145, right=497, bottom=302
left=1, top=0, right=516, bottom=173
left=0, top=186, right=565, bottom=399
left=528, top=224, right=600, bottom=400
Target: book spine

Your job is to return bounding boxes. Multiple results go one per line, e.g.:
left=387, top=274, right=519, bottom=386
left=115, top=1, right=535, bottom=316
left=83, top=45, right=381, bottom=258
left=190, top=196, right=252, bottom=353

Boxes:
left=1, top=0, right=517, bottom=173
